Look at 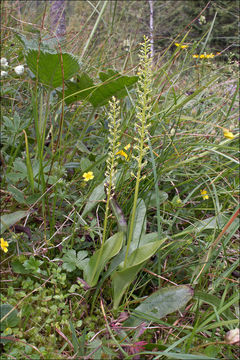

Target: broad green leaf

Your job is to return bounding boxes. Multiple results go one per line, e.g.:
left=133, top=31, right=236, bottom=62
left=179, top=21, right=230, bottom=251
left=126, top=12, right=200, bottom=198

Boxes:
left=185, top=213, right=238, bottom=233
left=26, top=49, right=80, bottom=88
left=125, top=285, right=193, bottom=326
left=63, top=70, right=138, bottom=107
left=129, top=198, right=146, bottom=248
left=112, top=238, right=166, bottom=309
left=81, top=182, right=105, bottom=218
left=84, top=232, right=124, bottom=287
left=0, top=304, right=19, bottom=331
left=0, top=210, right=28, bottom=235
left=81, top=172, right=123, bottom=218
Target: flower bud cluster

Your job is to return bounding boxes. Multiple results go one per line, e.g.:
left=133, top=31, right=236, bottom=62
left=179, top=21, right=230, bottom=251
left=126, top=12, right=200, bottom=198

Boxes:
left=105, top=96, right=121, bottom=196
left=133, top=36, right=152, bottom=170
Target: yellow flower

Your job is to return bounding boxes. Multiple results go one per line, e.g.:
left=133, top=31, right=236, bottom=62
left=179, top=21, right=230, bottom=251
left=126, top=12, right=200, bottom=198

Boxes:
left=193, top=54, right=199, bottom=58
left=124, top=144, right=131, bottom=150
left=175, top=43, right=188, bottom=49
left=83, top=171, right=94, bottom=182
left=200, top=190, right=209, bottom=200
left=1, top=238, right=9, bottom=253
left=223, top=129, right=234, bottom=140
left=206, top=53, right=215, bottom=59
left=200, top=54, right=205, bottom=59
left=116, top=149, right=129, bottom=160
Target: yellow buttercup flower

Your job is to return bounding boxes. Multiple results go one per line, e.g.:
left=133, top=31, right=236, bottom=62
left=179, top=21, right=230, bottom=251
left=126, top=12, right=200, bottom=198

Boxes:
left=83, top=171, right=94, bottom=182
left=223, top=129, right=234, bottom=140
left=1, top=238, right=9, bottom=253
left=193, top=54, right=199, bottom=58
left=200, top=190, right=209, bottom=200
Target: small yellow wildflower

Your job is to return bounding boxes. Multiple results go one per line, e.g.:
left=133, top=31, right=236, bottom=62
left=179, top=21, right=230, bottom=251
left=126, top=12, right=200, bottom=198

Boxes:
left=116, top=149, right=129, bottom=160
left=124, top=144, right=131, bottom=150
left=193, top=54, right=199, bottom=58
left=175, top=43, right=188, bottom=49
left=83, top=171, right=94, bottom=182
left=223, top=129, right=234, bottom=140
left=200, top=54, right=205, bottom=59
left=200, top=190, right=209, bottom=200
left=1, top=238, right=9, bottom=253
left=205, top=53, right=215, bottom=59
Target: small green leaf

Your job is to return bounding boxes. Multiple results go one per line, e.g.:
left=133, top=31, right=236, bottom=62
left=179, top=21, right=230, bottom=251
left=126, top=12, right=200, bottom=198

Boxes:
left=62, top=250, right=88, bottom=272
left=0, top=304, right=19, bottom=332
left=0, top=210, right=28, bottom=235
left=23, top=256, right=43, bottom=273
left=125, top=285, right=194, bottom=326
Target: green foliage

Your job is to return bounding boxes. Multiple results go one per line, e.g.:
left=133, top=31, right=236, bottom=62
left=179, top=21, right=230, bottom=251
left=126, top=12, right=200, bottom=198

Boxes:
left=0, top=211, right=28, bottom=235
left=62, top=249, right=88, bottom=272
left=63, top=69, right=138, bottom=107
left=0, top=304, right=19, bottom=332
left=125, top=285, right=194, bottom=326
left=26, top=49, right=80, bottom=88
left=0, top=1, right=239, bottom=358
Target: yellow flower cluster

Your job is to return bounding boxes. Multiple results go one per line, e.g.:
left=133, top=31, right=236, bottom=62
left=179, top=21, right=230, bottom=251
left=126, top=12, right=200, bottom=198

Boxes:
left=193, top=53, right=215, bottom=59
left=175, top=43, right=189, bottom=49
left=1, top=238, right=9, bottom=253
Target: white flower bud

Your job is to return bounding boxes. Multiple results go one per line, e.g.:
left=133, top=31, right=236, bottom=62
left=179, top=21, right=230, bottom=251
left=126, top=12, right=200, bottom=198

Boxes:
left=1, top=58, right=9, bottom=68
left=1, top=70, right=8, bottom=77
left=14, top=65, right=24, bottom=75
left=225, top=328, right=240, bottom=344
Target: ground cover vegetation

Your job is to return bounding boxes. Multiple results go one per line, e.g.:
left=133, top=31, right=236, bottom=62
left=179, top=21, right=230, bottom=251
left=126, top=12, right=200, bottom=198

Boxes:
left=0, top=1, right=239, bottom=359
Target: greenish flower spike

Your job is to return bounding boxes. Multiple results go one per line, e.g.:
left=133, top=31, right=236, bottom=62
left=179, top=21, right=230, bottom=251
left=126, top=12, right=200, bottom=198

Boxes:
left=103, top=96, right=121, bottom=243
left=124, top=36, right=153, bottom=266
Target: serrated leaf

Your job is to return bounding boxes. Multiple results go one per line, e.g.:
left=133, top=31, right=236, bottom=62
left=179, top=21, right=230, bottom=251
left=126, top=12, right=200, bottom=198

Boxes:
left=63, top=70, right=138, bottom=107
left=62, top=250, right=88, bottom=272
left=125, top=285, right=194, bottom=326
left=26, top=49, right=80, bottom=88
left=0, top=210, right=28, bottom=235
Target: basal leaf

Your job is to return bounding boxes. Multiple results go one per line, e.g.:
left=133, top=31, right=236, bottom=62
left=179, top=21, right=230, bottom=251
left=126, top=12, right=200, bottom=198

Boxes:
left=112, top=238, right=167, bottom=309
left=125, top=285, right=194, bottom=326
left=84, top=232, right=124, bottom=287
left=0, top=211, right=28, bottom=235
